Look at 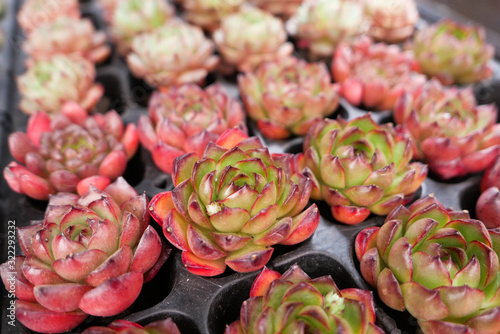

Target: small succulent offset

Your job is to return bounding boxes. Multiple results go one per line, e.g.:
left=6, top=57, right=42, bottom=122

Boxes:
left=109, top=0, right=175, bottom=55
left=127, top=20, right=219, bottom=89
left=17, top=0, right=80, bottom=34
left=17, top=54, right=103, bottom=115
left=137, top=83, right=245, bottom=174
left=149, top=128, right=320, bottom=276
left=23, top=17, right=111, bottom=64
left=412, top=20, right=495, bottom=85
left=477, top=157, right=500, bottom=229
left=394, top=78, right=500, bottom=180
left=0, top=178, right=169, bottom=333
left=365, top=0, right=419, bottom=43
left=225, top=264, right=383, bottom=334
left=355, top=195, right=500, bottom=333
left=286, top=0, right=368, bottom=59
left=296, top=115, right=427, bottom=225
left=4, top=104, right=139, bottom=200
left=332, top=36, right=426, bottom=111
left=238, top=56, right=340, bottom=140
left=181, top=0, right=245, bottom=32
left=213, top=6, right=294, bottom=73
left=82, top=318, right=181, bottom=334
left=249, top=0, right=304, bottom=19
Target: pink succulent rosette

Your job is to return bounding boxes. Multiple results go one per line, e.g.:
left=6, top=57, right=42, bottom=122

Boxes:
left=213, top=6, right=294, bottom=73
left=238, top=56, right=340, bottom=140
left=127, top=19, right=219, bottom=89
left=394, top=78, right=500, bottom=180
left=365, top=0, right=419, bottom=43
left=138, top=83, right=245, bottom=174
left=17, top=54, right=103, bottom=115
left=23, top=17, right=111, bottom=64
left=4, top=103, right=139, bottom=201
left=149, top=128, right=319, bottom=276
left=82, top=318, right=180, bottom=334
left=0, top=178, right=170, bottom=333
left=355, top=195, right=500, bottom=333
left=226, top=264, right=383, bottom=333
left=332, top=36, right=426, bottom=111
left=17, top=0, right=80, bottom=34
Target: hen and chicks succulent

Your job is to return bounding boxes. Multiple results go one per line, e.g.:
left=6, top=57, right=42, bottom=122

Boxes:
left=149, top=128, right=319, bottom=276
left=0, top=178, right=169, bottom=333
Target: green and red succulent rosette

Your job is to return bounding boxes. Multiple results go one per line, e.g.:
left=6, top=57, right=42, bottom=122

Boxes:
left=295, top=114, right=427, bottom=225
left=225, top=264, right=383, bottom=334
left=149, top=128, right=319, bottom=276
left=356, top=195, right=500, bottom=333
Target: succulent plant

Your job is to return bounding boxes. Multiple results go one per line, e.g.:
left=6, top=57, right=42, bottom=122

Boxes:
left=23, top=17, right=111, bottom=64
left=82, top=318, right=180, bottom=334
left=4, top=104, right=139, bottom=201
left=249, top=0, right=304, bottom=19
left=365, top=0, right=419, bottom=43
left=127, top=20, right=219, bottom=89
left=109, top=0, right=175, bottom=55
left=149, top=127, right=320, bottom=276
left=394, top=78, right=500, bottom=180
left=213, top=6, right=294, bottom=73
left=137, top=83, right=245, bottom=174
left=412, top=20, right=495, bottom=85
left=296, top=115, right=427, bottom=225
left=225, top=264, right=383, bottom=334
left=238, top=56, right=340, bottom=140
left=17, top=0, right=80, bottom=34
left=476, top=187, right=500, bottom=229
left=286, top=0, right=368, bottom=59
left=332, top=36, right=426, bottom=111
left=0, top=178, right=169, bottom=333
left=355, top=194, right=500, bottom=333
left=17, top=54, right=103, bottom=115
left=181, top=0, right=245, bottom=32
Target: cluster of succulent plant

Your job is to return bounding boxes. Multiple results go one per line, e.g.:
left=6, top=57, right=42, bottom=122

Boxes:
left=82, top=319, right=180, bottom=334
left=137, top=83, right=245, bottom=174
left=23, top=16, right=111, bottom=64
left=180, top=0, right=245, bottom=32
left=394, top=78, right=500, bottom=180
left=213, top=6, right=294, bottom=73
left=295, top=115, right=427, bottom=225
left=286, top=0, right=368, bottom=59
left=364, top=0, right=419, bottom=43
left=17, top=0, right=80, bottom=34
left=238, top=56, right=340, bottom=140
left=332, top=36, right=426, bottom=111
left=411, top=20, right=495, bottom=85
left=250, top=0, right=304, bottom=19
left=225, top=264, right=383, bottom=334
left=108, top=0, right=175, bottom=55
left=17, top=54, right=103, bottom=115
left=126, top=19, right=219, bottom=89
left=0, top=178, right=169, bottom=333
left=355, top=195, right=500, bottom=333
left=4, top=104, right=138, bottom=200
left=149, top=128, right=319, bottom=276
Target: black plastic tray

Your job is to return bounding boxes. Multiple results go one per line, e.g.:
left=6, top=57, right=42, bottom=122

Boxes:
left=1, top=1, right=500, bottom=333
